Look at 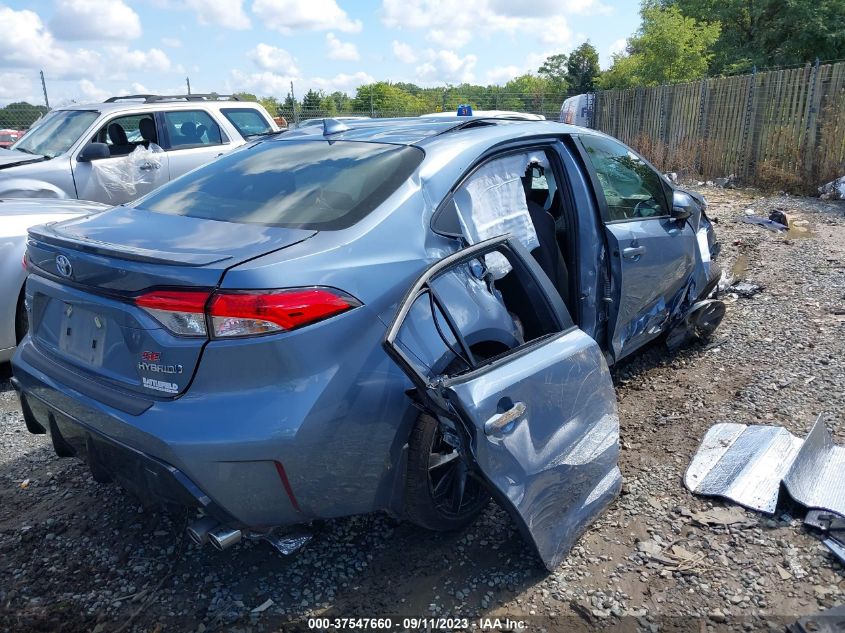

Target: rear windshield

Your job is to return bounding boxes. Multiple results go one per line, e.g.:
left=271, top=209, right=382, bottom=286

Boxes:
left=135, top=140, right=424, bottom=230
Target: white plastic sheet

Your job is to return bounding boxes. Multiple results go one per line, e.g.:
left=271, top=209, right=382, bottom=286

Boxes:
left=92, top=143, right=165, bottom=201
left=455, top=152, right=540, bottom=278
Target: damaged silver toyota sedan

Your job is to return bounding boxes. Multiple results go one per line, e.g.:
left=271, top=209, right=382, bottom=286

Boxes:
left=12, top=117, right=723, bottom=570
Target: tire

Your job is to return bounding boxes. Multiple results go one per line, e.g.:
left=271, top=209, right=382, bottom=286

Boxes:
left=404, top=412, right=490, bottom=532
left=15, top=290, right=28, bottom=344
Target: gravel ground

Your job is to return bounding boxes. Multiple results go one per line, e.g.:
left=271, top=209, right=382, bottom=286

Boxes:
left=1, top=186, right=844, bottom=632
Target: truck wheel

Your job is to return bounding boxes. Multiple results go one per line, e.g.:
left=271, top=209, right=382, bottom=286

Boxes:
left=15, top=290, right=28, bottom=344
left=404, top=412, right=489, bottom=532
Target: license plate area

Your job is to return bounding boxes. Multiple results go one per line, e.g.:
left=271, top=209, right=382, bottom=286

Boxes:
left=58, top=303, right=107, bottom=367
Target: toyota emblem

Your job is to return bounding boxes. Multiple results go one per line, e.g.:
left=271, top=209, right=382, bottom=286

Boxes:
left=55, top=254, right=73, bottom=278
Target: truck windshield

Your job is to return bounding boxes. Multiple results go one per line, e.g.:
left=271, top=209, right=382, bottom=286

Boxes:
left=12, top=110, right=99, bottom=158
left=135, top=139, right=424, bottom=230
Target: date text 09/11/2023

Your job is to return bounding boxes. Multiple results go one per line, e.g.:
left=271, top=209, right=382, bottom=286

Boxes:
left=305, top=617, right=528, bottom=630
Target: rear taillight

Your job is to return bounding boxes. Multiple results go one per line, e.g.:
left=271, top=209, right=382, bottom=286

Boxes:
left=135, top=290, right=210, bottom=337
left=135, top=287, right=360, bottom=338
left=209, top=288, right=360, bottom=337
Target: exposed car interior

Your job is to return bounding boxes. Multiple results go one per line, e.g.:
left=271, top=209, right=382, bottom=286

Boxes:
left=93, top=115, right=158, bottom=157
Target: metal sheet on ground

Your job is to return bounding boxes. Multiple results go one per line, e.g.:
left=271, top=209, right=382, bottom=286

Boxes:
left=686, top=418, right=845, bottom=516
left=684, top=422, right=802, bottom=513
left=783, top=418, right=845, bottom=517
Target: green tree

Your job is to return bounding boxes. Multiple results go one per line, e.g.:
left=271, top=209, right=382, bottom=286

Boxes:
left=538, top=54, right=569, bottom=91
left=0, top=102, right=49, bottom=129
left=351, top=82, right=425, bottom=115
left=598, top=4, right=720, bottom=89
left=566, top=42, right=601, bottom=93
left=258, top=96, right=280, bottom=116
left=660, top=0, right=845, bottom=73
left=301, top=89, right=323, bottom=111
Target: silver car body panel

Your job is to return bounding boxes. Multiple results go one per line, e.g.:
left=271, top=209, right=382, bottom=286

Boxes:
left=0, top=198, right=105, bottom=361
left=0, top=101, right=276, bottom=202
left=384, top=237, right=621, bottom=570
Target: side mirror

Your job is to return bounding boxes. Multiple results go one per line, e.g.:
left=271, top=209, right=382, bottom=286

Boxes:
left=671, top=190, right=694, bottom=221
left=77, top=142, right=110, bottom=162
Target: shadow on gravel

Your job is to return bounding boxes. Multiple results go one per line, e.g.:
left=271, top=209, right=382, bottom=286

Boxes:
left=0, top=435, right=545, bottom=632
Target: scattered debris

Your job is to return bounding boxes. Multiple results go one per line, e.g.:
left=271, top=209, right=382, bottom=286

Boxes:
left=690, top=507, right=755, bottom=527
left=731, top=281, right=764, bottom=299
left=686, top=417, right=844, bottom=516
left=713, top=174, right=737, bottom=189
left=789, top=604, right=845, bottom=633
left=769, top=208, right=791, bottom=227
left=250, top=598, right=274, bottom=614
left=741, top=214, right=788, bottom=231
left=818, top=175, right=845, bottom=201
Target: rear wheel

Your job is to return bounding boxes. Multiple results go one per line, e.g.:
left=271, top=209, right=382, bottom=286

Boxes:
left=404, top=412, right=490, bottom=532
left=15, top=290, right=28, bottom=344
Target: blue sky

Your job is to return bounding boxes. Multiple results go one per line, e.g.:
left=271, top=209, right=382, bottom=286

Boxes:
left=0, top=0, right=638, bottom=106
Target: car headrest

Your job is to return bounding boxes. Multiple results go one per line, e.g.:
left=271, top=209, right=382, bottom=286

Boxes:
left=180, top=121, right=197, bottom=139
left=108, top=123, right=128, bottom=146
left=139, top=118, right=156, bottom=141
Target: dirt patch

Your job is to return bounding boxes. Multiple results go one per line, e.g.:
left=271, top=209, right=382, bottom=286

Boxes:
left=1, top=187, right=843, bottom=632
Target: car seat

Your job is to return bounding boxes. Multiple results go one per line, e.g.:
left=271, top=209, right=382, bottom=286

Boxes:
left=107, top=123, right=134, bottom=156
left=139, top=118, right=157, bottom=147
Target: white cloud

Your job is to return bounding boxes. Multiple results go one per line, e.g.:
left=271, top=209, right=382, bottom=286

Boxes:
left=416, top=49, right=477, bottom=84
left=391, top=40, right=417, bottom=64
left=230, top=69, right=297, bottom=95
left=252, top=0, right=362, bottom=34
left=186, top=0, right=251, bottom=30
left=50, top=0, right=142, bottom=40
left=382, top=0, right=579, bottom=48
left=248, top=43, right=299, bottom=74
left=78, top=79, right=110, bottom=102
left=485, top=65, right=522, bottom=85
left=0, top=6, right=100, bottom=79
left=604, top=37, right=627, bottom=68
left=426, top=29, right=471, bottom=48
left=106, top=47, right=174, bottom=73
left=161, top=37, right=182, bottom=47
left=0, top=72, right=33, bottom=102
left=326, top=33, right=359, bottom=61
left=310, top=71, right=375, bottom=94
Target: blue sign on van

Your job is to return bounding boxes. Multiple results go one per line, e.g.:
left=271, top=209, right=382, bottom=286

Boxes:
left=456, top=104, right=473, bottom=116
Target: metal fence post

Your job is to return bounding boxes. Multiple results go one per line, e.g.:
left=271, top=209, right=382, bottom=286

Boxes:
left=40, top=70, right=50, bottom=109
left=740, top=66, right=757, bottom=179
left=803, top=57, right=822, bottom=176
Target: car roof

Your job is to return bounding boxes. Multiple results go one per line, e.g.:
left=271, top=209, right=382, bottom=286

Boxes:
left=277, top=116, right=596, bottom=146
left=420, top=110, right=545, bottom=120
left=54, top=100, right=264, bottom=115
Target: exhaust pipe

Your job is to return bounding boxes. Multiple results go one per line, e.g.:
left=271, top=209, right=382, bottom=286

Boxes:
left=208, top=527, right=242, bottom=550
left=186, top=516, right=220, bottom=546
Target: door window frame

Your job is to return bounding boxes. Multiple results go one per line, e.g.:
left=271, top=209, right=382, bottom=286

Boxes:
left=430, top=139, right=572, bottom=238
left=77, top=111, right=160, bottom=160
left=572, top=134, right=672, bottom=225
left=158, top=108, right=229, bottom=151
left=220, top=107, right=273, bottom=138
left=383, top=236, right=576, bottom=392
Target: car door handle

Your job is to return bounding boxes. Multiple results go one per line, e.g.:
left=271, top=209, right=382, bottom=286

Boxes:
left=622, top=245, right=646, bottom=259
left=484, top=401, right=527, bottom=435
left=139, top=162, right=159, bottom=171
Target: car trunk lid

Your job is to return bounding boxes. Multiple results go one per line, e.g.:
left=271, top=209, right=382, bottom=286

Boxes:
left=26, top=206, right=316, bottom=398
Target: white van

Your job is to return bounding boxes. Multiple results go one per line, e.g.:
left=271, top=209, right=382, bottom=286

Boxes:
left=559, top=93, right=595, bottom=128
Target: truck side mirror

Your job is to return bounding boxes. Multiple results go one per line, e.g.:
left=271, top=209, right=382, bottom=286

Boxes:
left=77, top=142, right=110, bottom=162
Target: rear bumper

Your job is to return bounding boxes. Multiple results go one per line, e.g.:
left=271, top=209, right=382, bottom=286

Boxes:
left=11, top=375, right=236, bottom=526
left=10, top=338, right=313, bottom=529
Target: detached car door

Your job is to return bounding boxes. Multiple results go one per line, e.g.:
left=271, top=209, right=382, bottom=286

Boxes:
left=576, top=134, right=697, bottom=360
left=383, top=237, right=621, bottom=571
